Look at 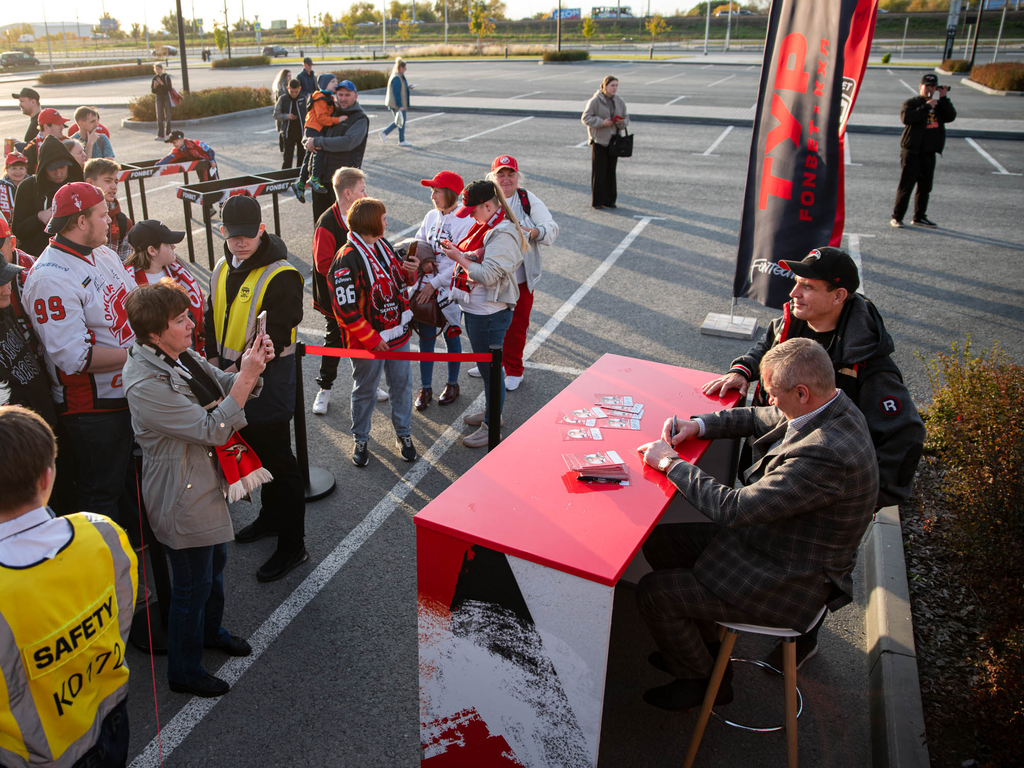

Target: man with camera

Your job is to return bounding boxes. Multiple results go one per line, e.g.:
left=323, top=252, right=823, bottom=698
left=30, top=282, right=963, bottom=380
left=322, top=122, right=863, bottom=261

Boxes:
left=890, top=73, right=956, bottom=229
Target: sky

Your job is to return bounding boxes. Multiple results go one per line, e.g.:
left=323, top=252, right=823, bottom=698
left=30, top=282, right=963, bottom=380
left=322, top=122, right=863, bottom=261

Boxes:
left=2, top=1, right=702, bottom=31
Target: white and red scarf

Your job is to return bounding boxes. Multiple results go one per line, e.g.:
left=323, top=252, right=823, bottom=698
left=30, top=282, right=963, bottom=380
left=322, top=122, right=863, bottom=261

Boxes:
left=450, top=208, right=505, bottom=296
left=349, top=231, right=412, bottom=343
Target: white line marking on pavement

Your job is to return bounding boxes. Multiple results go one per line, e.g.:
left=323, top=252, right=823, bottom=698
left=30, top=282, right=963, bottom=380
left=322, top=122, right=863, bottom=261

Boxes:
left=524, top=361, right=585, bottom=376
left=646, top=71, right=686, bottom=85
left=746, top=65, right=758, bottom=71
left=405, top=112, right=446, bottom=124
left=844, top=134, right=861, bottom=166
left=706, top=74, right=737, bottom=88
left=455, top=116, right=534, bottom=142
left=664, top=95, right=688, bottom=106
left=693, top=125, right=734, bottom=156
left=127, top=216, right=656, bottom=768
left=750, top=103, right=757, bottom=110
left=570, top=140, right=590, bottom=148
left=843, top=233, right=874, bottom=292
left=898, top=79, right=918, bottom=94
left=527, top=72, right=567, bottom=82
left=965, top=137, right=1022, bottom=175
left=444, top=88, right=478, bottom=96
left=253, top=128, right=278, bottom=134
left=886, top=68, right=894, bottom=75
left=701, top=64, right=714, bottom=69
left=507, top=90, right=543, bottom=100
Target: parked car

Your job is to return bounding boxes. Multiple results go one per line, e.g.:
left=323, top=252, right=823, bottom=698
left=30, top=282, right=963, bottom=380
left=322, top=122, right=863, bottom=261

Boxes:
left=156, top=45, right=178, bottom=56
left=0, top=51, right=39, bottom=68
left=262, top=45, right=288, bottom=57
left=356, top=21, right=376, bottom=26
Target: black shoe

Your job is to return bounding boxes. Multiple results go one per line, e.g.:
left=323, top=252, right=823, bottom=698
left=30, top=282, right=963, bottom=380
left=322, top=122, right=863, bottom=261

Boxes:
left=205, top=635, right=252, bottom=657
left=912, top=216, right=937, bottom=227
left=648, top=642, right=722, bottom=675
left=643, top=669, right=734, bottom=712
left=397, top=435, right=417, bottom=462
left=235, top=518, right=279, bottom=544
left=169, top=674, right=230, bottom=697
left=256, top=547, right=309, bottom=582
left=352, top=440, right=369, bottom=467
left=606, top=204, right=617, bottom=209
left=763, top=637, right=818, bottom=674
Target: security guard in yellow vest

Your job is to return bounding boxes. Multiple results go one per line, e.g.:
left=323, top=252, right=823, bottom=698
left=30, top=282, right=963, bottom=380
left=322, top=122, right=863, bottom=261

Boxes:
left=0, top=406, right=138, bottom=768
left=203, top=195, right=308, bottom=583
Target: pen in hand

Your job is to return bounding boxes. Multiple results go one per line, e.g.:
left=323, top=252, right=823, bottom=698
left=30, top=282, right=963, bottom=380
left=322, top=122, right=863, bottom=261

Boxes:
left=670, top=415, right=677, bottom=442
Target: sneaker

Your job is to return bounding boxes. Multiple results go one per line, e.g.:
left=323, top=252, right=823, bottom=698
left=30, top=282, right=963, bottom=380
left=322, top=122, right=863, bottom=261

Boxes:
left=468, top=367, right=482, bottom=378
left=889, top=218, right=904, bottom=228
left=504, top=374, right=523, bottom=392
left=352, top=440, right=369, bottom=467
left=463, top=411, right=503, bottom=427
left=312, top=389, right=330, bottom=415
left=293, top=183, right=306, bottom=204
left=397, top=435, right=418, bottom=462
left=376, top=388, right=389, bottom=402
left=912, top=216, right=937, bottom=227
left=379, top=130, right=387, bottom=144
left=398, top=141, right=413, bottom=147
left=308, top=177, right=326, bottom=194
left=763, top=637, right=819, bottom=674
left=462, top=424, right=493, bottom=449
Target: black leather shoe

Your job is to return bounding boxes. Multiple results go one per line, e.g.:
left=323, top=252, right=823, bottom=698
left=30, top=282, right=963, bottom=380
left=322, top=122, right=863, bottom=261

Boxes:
left=205, top=635, right=252, bottom=657
left=643, top=670, right=734, bottom=712
left=256, top=547, right=309, bottom=583
left=235, top=518, right=279, bottom=544
left=169, top=674, right=230, bottom=698
left=352, top=440, right=369, bottom=468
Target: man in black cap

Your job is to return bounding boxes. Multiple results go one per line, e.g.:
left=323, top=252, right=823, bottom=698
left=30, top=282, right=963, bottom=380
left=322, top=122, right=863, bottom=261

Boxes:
left=297, top=58, right=317, bottom=102
left=12, top=135, right=84, bottom=256
left=702, top=246, right=925, bottom=667
left=303, top=80, right=369, bottom=222
left=12, top=87, right=42, bottom=144
left=890, top=73, right=956, bottom=229
left=203, top=195, right=308, bottom=582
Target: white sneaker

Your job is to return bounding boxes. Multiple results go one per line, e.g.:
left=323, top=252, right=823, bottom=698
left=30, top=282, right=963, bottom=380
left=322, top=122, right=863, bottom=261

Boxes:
left=468, top=367, right=482, bottom=378
left=379, top=130, right=387, bottom=144
left=312, top=389, right=331, bottom=415
left=504, top=375, right=523, bottom=392
left=398, top=141, right=413, bottom=147
left=376, top=388, right=389, bottom=402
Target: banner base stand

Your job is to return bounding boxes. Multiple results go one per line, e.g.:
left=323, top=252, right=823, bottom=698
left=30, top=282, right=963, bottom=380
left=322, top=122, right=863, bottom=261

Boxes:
left=305, top=466, right=337, bottom=502
left=700, top=312, right=759, bottom=340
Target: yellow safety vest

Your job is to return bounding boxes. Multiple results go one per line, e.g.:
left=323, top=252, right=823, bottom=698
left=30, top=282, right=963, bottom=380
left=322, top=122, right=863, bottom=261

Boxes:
left=211, top=257, right=301, bottom=365
left=0, top=513, right=138, bottom=768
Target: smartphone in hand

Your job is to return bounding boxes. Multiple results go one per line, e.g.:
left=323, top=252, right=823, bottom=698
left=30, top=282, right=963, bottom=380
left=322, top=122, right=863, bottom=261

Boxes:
left=256, top=310, right=267, bottom=339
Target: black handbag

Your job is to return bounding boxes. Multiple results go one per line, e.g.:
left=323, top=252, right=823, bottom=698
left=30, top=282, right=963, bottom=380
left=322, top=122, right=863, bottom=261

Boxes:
left=608, top=127, right=633, bottom=158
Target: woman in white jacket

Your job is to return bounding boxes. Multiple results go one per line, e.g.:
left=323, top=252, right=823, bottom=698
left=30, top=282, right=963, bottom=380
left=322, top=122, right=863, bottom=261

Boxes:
left=477, top=154, right=559, bottom=392
left=412, top=170, right=472, bottom=410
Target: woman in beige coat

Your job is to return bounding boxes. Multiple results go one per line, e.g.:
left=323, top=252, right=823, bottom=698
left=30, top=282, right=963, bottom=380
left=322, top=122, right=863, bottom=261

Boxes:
left=123, top=280, right=273, bottom=698
left=581, top=75, right=630, bottom=209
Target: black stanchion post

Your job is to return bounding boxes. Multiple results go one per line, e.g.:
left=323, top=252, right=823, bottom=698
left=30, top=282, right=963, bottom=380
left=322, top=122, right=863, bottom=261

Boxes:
left=139, top=178, right=149, bottom=220
left=292, top=343, right=337, bottom=501
left=124, top=178, right=136, bottom=222
left=487, top=344, right=502, bottom=452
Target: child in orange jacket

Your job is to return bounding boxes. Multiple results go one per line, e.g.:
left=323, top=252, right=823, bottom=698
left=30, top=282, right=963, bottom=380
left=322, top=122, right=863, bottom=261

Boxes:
left=295, top=74, right=346, bottom=198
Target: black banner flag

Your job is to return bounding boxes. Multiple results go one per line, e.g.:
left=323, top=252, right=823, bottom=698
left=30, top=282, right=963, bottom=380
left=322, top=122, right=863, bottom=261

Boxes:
left=734, top=0, right=878, bottom=309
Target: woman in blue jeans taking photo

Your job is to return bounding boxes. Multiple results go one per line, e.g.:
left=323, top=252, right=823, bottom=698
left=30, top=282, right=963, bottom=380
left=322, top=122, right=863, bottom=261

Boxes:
left=440, top=179, right=526, bottom=449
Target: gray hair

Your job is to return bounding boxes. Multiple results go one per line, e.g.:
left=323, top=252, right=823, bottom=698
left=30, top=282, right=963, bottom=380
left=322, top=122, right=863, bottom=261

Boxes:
left=761, top=338, right=835, bottom=397
left=485, top=168, right=528, bottom=189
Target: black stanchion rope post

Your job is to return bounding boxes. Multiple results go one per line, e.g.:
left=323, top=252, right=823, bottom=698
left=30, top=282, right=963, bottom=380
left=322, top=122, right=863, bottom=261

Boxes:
left=487, top=344, right=503, bottom=452
left=293, top=342, right=337, bottom=501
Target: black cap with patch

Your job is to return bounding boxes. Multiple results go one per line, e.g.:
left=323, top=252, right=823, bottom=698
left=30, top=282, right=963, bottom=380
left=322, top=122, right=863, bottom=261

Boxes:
left=164, top=130, right=185, bottom=143
left=779, top=246, right=860, bottom=294
left=128, top=220, right=186, bottom=252
left=221, top=195, right=262, bottom=238
left=12, top=87, right=40, bottom=101
left=921, top=73, right=939, bottom=86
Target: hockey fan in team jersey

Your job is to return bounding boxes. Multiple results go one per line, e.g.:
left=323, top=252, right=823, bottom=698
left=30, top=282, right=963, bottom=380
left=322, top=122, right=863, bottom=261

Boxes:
left=22, top=182, right=138, bottom=523
left=12, top=136, right=84, bottom=257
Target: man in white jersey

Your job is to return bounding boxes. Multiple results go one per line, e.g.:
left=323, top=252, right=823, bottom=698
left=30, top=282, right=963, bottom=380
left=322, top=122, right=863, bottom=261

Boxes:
left=22, top=182, right=137, bottom=522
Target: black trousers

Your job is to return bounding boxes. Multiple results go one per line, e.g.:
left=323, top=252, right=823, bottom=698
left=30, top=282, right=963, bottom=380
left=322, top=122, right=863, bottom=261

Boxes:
left=239, top=420, right=305, bottom=551
left=591, top=142, right=618, bottom=207
left=311, top=187, right=337, bottom=223
left=892, top=150, right=937, bottom=222
left=282, top=134, right=306, bottom=170
left=316, top=311, right=343, bottom=390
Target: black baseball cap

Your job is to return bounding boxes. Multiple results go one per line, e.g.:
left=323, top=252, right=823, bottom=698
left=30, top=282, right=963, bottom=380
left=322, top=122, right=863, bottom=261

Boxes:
left=128, top=220, right=185, bottom=252
left=303, top=57, right=313, bottom=65
left=164, top=130, right=185, bottom=143
left=921, top=73, right=939, bottom=86
left=0, top=261, right=24, bottom=287
left=454, top=179, right=498, bottom=218
left=12, top=87, right=40, bottom=101
left=222, top=195, right=262, bottom=238
left=779, top=247, right=860, bottom=294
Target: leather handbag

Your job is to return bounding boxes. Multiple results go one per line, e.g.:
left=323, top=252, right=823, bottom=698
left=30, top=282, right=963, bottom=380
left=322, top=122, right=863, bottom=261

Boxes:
left=608, top=127, right=633, bottom=158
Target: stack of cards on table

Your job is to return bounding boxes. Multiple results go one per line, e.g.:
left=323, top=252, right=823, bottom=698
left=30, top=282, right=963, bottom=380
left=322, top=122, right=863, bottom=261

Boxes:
left=558, top=407, right=641, bottom=432
left=594, top=394, right=645, bottom=417
left=563, top=450, right=630, bottom=482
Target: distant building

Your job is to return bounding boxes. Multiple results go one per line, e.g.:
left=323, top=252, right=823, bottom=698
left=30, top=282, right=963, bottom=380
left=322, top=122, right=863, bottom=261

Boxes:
left=1, top=21, right=94, bottom=40
left=271, top=19, right=288, bottom=30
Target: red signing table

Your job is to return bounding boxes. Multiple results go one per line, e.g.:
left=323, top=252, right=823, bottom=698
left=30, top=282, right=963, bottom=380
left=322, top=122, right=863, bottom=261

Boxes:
left=415, top=353, right=741, bottom=767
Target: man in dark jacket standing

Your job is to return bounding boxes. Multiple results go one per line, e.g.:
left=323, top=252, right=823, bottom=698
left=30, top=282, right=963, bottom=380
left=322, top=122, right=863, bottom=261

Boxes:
left=890, top=73, right=956, bottom=229
left=205, top=196, right=307, bottom=583
left=12, top=136, right=85, bottom=256
left=273, top=79, right=307, bottom=170
left=296, top=58, right=317, bottom=101
left=13, top=87, right=42, bottom=143
left=304, top=81, right=369, bottom=222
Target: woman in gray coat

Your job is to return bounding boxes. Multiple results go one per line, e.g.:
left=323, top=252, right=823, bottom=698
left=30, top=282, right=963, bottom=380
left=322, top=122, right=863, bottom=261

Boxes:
left=581, top=74, right=629, bottom=209
left=123, top=280, right=274, bottom=698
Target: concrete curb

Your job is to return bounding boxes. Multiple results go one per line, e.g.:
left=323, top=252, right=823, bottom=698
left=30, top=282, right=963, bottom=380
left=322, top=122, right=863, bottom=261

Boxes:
left=865, top=505, right=930, bottom=768
left=961, top=77, right=1024, bottom=97
left=120, top=105, right=274, bottom=130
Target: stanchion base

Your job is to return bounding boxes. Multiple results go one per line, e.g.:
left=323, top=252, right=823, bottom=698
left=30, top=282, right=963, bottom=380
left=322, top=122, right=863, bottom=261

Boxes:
left=700, top=312, right=759, bottom=340
left=129, top=602, right=168, bottom=655
left=305, top=466, right=337, bottom=502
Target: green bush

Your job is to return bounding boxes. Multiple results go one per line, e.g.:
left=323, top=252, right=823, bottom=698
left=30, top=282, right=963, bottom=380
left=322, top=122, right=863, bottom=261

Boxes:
left=941, top=58, right=972, bottom=73
left=328, top=69, right=388, bottom=91
left=970, top=62, right=1024, bottom=92
left=881, top=52, right=891, bottom=64
left=211, top=55, right=270, bottom=69
left=542, top=50, right=590, bottom=62
left=127, top=87, right=273, bottom=122
left=37, top=64, right=154, bottom=85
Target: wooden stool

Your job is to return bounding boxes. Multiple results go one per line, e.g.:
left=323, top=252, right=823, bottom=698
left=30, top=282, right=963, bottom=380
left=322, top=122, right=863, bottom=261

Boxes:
left=682, top=605, right=827, bottom=768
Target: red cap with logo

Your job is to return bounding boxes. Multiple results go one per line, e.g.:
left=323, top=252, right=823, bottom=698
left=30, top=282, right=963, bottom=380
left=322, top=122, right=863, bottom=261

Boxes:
left=4, top=151, right=28, bottom=166
left=490, top=155, right=519, bottom=173
left=46, top=182, right=106, bottom=235
left=420, top=170, right=465, bottom=196
left=37, top=108, right=70, bottom=126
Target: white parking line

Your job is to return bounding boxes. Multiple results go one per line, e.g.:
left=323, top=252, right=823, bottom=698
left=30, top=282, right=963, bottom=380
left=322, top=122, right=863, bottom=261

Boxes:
left=528, top=72, right=567, bottom=82
left=127, top=216, right=656, bottom=768
left=887, top=68, right=894, bottom=75
left=570, top=139, right=590, bottom=148
left=701, top=63, right=714, bottom=69
left=844, top=134, right=861, bottom=166
left=843, top=232, right=873, bottom=292
left=965, top=137, right=1022, bottom=175
left=898, top=79, right=918, bottom=95
left=665, top=95, right=688, bottom=106
left=253, top=128, right=278, bottom=134
left=645, top=71, right=686, bottom=85
left=405, top=112, right=445, bottom=124
left=746, top=65, right=758, bottom=71
left=455, top=116, right=534, bottom=142
left=444, top=88, right=478, bottom=97
left=507, top=90, right=543, bottom=100
left=524, top=361, right=585, bottom=376
left=706, top=74, right=737, bottom=88
left=693, top=125, right=734, bottom=156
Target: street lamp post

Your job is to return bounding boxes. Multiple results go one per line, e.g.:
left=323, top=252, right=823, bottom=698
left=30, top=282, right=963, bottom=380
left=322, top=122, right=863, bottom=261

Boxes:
left=175, top=0, right=190, bottom=92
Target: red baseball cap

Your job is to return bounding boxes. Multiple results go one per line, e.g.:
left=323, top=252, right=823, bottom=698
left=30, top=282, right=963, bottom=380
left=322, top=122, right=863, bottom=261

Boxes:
left=0, top=216, right=11, bottom=239
left=46, top=182, right=106, bottom=235
left=491, top=155, right=519, bottom=173
left=38, top=108, right=69, bottom=126
left=420, top=170, right=464, bottom=196
left=4, top=151, right=28, bottom=166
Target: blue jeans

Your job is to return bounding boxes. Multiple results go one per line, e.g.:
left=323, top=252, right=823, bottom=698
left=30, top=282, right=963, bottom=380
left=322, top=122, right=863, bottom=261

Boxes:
left=61, top=410, right=135, bottom=524
left=382, top=109, right=406, bottom=142
left=418, top=326, right=462, bottom=388
left=464, top=309, right=512, bottom=425
left=165, top=542, right=231, bottom=684
left=350, top=339, right=413, bottom=442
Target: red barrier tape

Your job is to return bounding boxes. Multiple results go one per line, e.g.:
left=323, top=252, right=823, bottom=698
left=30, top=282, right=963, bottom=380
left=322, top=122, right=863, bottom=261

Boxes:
left=303, top=345, right=491, bottom=363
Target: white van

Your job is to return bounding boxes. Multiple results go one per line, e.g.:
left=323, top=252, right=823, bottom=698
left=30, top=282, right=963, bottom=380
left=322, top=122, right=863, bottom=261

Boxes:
left=18, top=34, right=36, bottom=43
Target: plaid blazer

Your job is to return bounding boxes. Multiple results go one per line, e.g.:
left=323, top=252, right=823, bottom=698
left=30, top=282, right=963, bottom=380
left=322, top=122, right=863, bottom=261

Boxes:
left=666, top=392, right=879, bottom=632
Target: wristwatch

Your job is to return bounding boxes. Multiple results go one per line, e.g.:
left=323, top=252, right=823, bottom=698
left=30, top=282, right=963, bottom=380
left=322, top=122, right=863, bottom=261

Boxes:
left=658, top=456, right=679, bottom=473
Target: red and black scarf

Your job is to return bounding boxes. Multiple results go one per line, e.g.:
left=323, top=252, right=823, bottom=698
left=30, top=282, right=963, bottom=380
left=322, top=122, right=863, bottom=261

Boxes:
left=348, top=232, right=412, bottom=341
left=107, top=199, right=127, bottom=252
left=451, top=208, right=505, bottom=294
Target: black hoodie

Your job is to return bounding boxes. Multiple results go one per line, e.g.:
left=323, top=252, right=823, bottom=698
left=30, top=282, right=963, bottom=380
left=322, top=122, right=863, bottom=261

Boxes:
left=12, top=136, right=85, bottom=256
